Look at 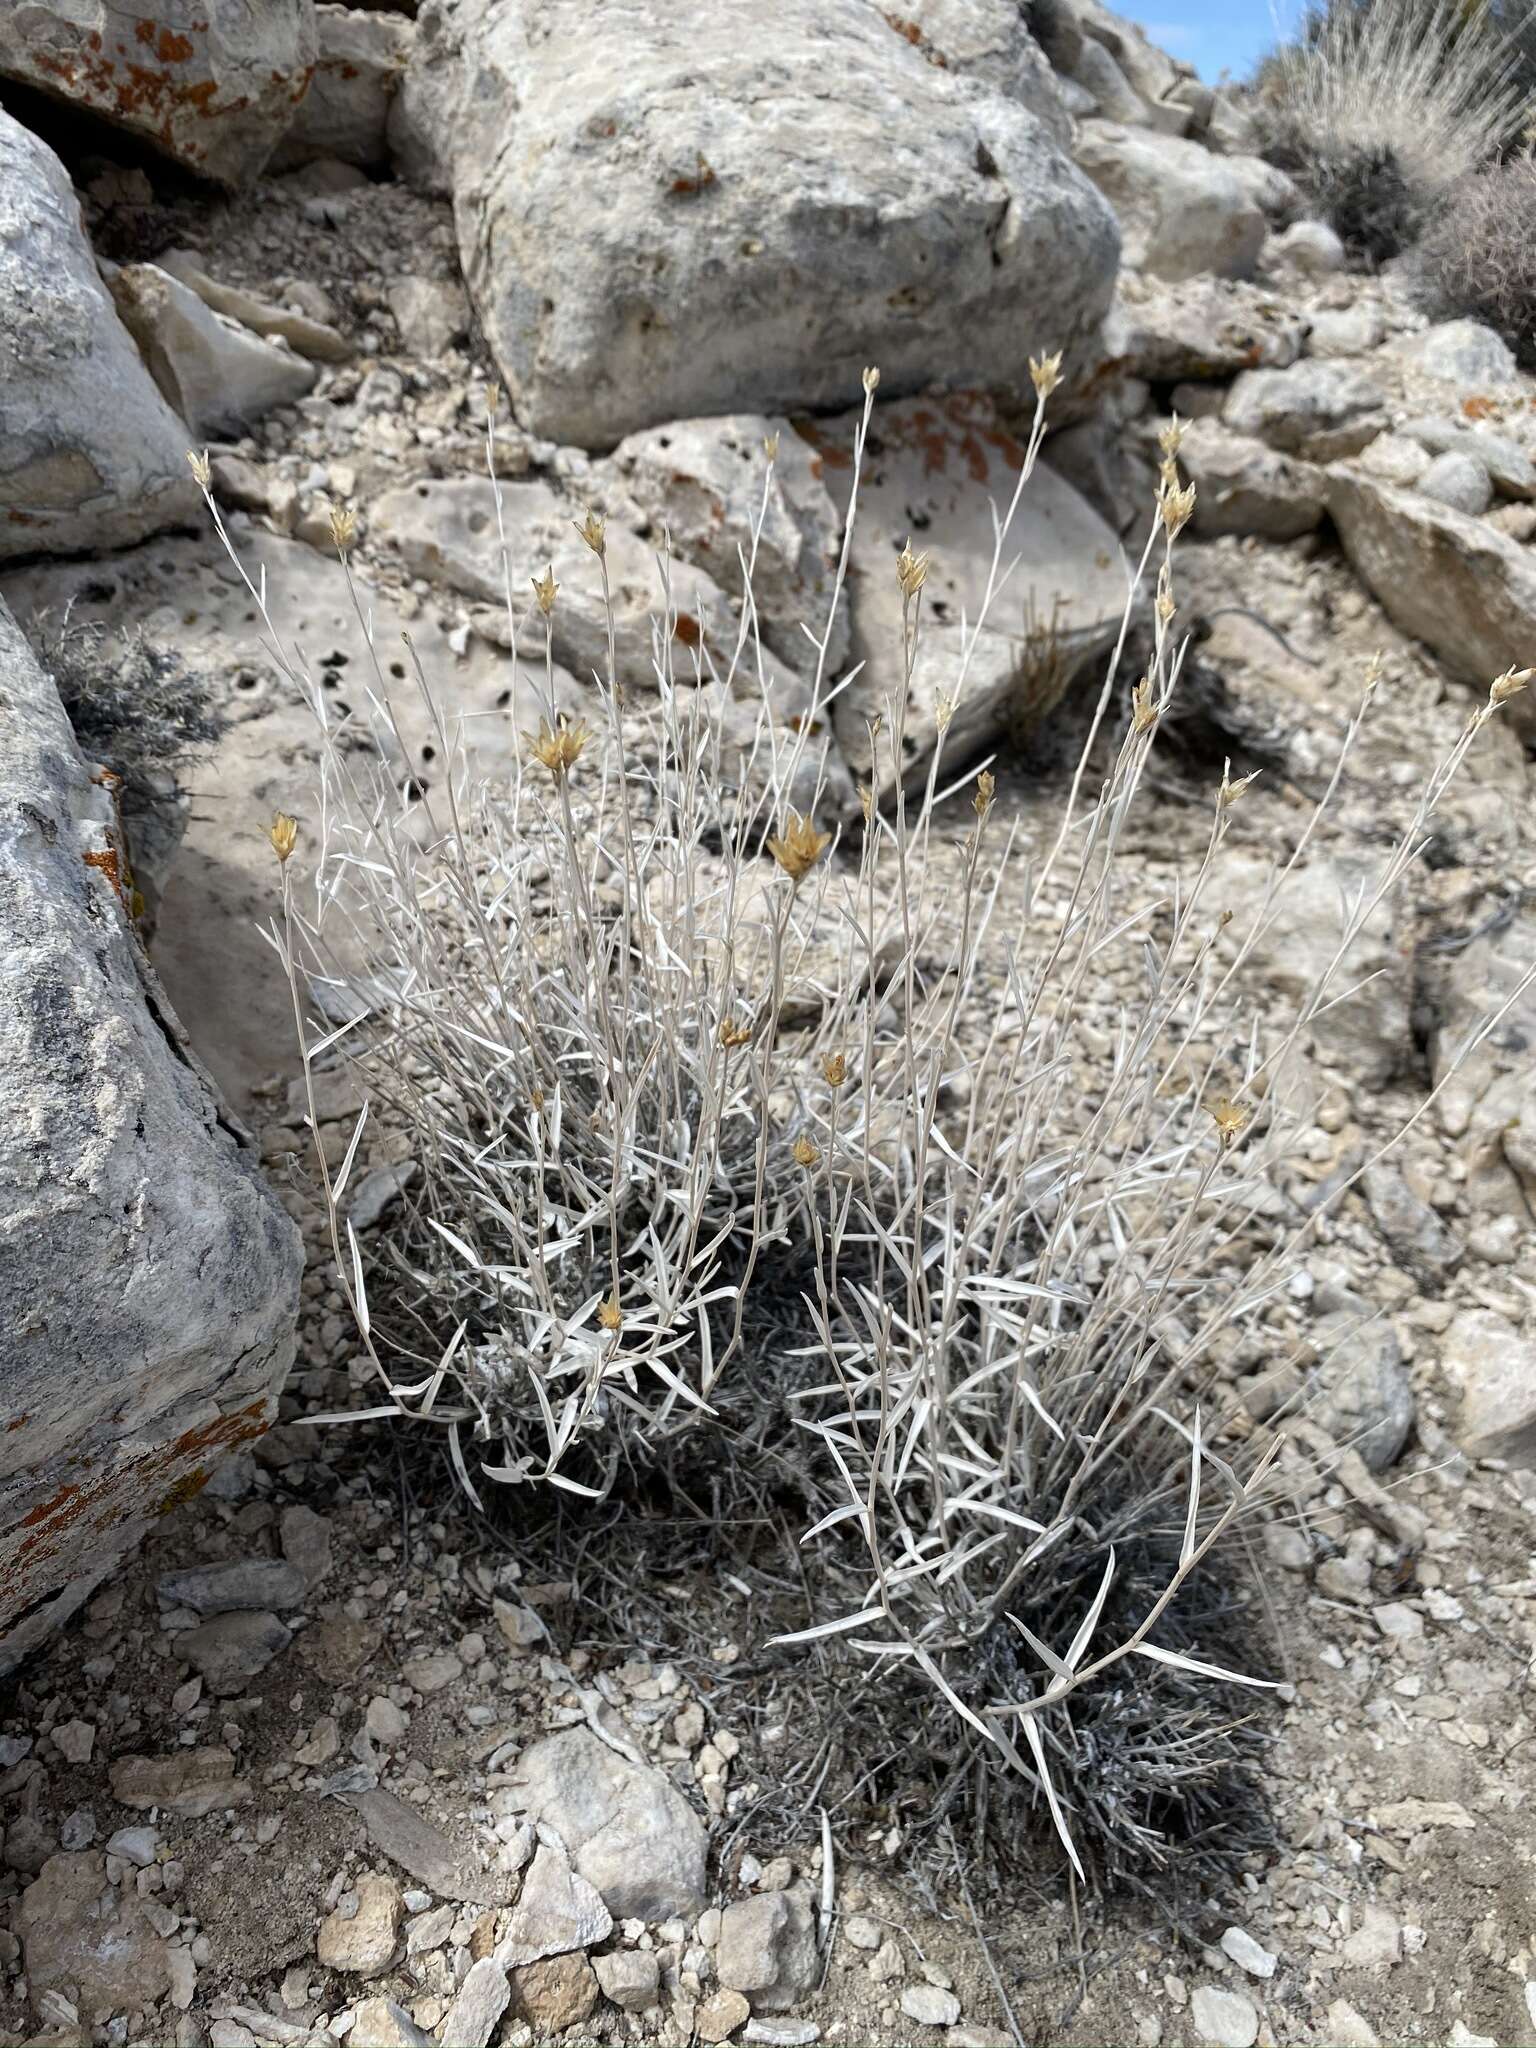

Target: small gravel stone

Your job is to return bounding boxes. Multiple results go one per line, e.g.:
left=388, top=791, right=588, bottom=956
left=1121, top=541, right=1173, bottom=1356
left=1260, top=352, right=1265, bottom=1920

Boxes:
left=316, top=1873, right=403, bottom=1977
left=593, top=1950, right=661, bottom=2012
left=698, top=1989, right=752, bottom=2042
left=900, top=1984, right=961, bottom=2027
left=1219, top=1927, right=1276, bottom=1978
left=1191, top=1985, right=1259, bottom=2048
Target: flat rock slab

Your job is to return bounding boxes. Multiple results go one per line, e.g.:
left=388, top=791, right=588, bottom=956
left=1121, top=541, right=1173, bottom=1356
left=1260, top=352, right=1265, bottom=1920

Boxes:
left=343, top=1787, right=517, bottom=1906
left=0, top=2, right=318, bottom=188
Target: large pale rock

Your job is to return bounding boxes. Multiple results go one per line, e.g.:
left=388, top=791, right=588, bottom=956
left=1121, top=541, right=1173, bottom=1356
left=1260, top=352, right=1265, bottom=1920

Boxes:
left=508, top=1727, right=707, bottom=1921
left=603, top=415, right=847, bottom=678
left=1441, top=1310, right=1536, bottom=1465
left=1212, top=850, right=1410, bottom=1087
left=1326, top=469, right=1536, bottom=743
left=1073, top=122, right=1265, bottom=282
left=1427, top=904, right=1536, bottom=1219
left=875, top=1, right=1071, bottom=142
left=19, top=1853, right=171, bottom=2019
left=108, top=263, right=318, bottom=438
left=0, top=599, right=301, bottom=1673
left=1391, top=319, right=1520, bottom=389
left=276, top=4, right=414, bottom=169
left=1178, top=419, right=1326, bottom=540
left=424, top=0, right=1118, bottom=445
left=1106, top=275, right=1306, bottom=385
left=1224, top=361, right=1385, bottom=461
left=807, top=391, right=1129, bottom=788
left=717, top=1889, right=819, bottom=2013
left=0, top=2, right=318, bottom=187
left=0, top=113, right=196, bottom=563
left=370, top=474, right=831, bottom=769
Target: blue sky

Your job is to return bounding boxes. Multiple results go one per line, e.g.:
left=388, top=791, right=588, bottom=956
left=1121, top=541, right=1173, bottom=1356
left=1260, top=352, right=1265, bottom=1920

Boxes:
left=1122, top=2, right=1303, bottom=83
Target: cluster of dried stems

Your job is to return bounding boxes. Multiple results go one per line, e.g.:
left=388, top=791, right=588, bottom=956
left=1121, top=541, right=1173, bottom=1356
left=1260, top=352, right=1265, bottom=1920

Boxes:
left=1255, top=0, right=1527, bottom=247
left=189, top=369, right=1530, bottom=1886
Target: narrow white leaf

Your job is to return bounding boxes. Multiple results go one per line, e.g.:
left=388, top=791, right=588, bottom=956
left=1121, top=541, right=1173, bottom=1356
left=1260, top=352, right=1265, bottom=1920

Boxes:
left=1133, top=1642, right=1280, bottom=1688
left=1021, top=1712, right=1084, bottom=1884
left=1066, top=1545, right=1116, bottom=1674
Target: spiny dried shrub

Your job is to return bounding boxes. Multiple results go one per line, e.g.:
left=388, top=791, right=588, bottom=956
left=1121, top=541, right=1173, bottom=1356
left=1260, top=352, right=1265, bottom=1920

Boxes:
left=41, top=613, right=223, bottom=788
left=1252, top=0, right=1524, bottom=259
left=190, top=388, right=1533, bottom=1905
left=1417, top=148, right=1536, bottom=364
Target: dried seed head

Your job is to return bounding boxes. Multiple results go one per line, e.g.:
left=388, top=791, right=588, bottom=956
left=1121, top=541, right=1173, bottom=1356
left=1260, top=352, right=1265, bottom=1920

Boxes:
left=532, top=565, right=559, bottom=616
left=862, top=365, right=881, bottom=396
left=792, top=1134, right=821, bottom=1169
left=485, top=382, right=500, bottom=417
left=822, top=1052, right=847, bottom=1087
left=268, top=811, right=299, bottom=864
left=187, top=448, right=211, bottom=491
left=1156, top=586, right=1177, bottom=627
left=1219, top=765, right=1260, bottom=809
left=574, top=509, right=606, bottom=558
left=597, top=1292, right=622, bottom=1332
left=767, top=809, right=831, bottom=883
left=1131, top=675, right=1157, bottom=734
left=529, top=1086, right=546, bottom=1110
left=858, top=783, right=875, bottom=825
left=896, top=536, right=929, bottom=601
left=1029, top=349, right=1063, bottom=400
left=1157, top=412, right=1186, bottom=459
left=934, top=692, right=955, bottom=733
left=1489, top=664, right=1534, bottom=708
left=973, top=768, right=995, bottom=818
left=523, top=714, right=590, bottom=782
left=1159, top=478, right=1197, bottom=539
left=1208, top=1095, right=1247, bottom=1148
left=328, top=502, right=357, bottom=551
left=763, top=431, right=781, bottom=463
left=719, top=1016, right=753, bottom=1049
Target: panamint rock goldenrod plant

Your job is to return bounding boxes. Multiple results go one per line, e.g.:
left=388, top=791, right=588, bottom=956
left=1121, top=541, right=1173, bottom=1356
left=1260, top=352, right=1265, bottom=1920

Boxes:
left=189, top=370, right=1532, bottom=1898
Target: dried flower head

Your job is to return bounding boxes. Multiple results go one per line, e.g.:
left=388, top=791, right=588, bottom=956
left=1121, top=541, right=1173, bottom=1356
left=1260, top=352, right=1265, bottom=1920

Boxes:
left=822, top=1052, right=847, bottom=1088
left=862, top=365, right=881, bottom=396
left=792, top=1134, right=821, bottom=1169
left=763, top=431, right=780, bottom=462
left=529, top=1086, right=546, bottom=1111
left=1157, top=413, right=1186, bottom=460
left=934, top=692, right=956, bottom=734
left=187, top=448, right=211, bottom=491
left=896, top=537, right=929, bottom=601
left=485, top=383, right=500, bottom=418
left=1209, top=1095, right=1247, bottom=1148
left=597, top=1292, right=622, bottom=1332
left=268, top=811, right=299, bottom=864
left=1159, top=478, right=1197, bottom=539
left=574, top=509, right=606, bottom=558
left=532, top=565, right=559, bottom=616
left=328, top=502, right=357, bottom=551
left=973, top=768, right=995, bottom=818
left=1489, top=665, right=1533, bottom=708
left=719, top=1016, right=754, bottom=1050
left=524, top=714, right=590, bottom=782
left=1131, top=675, right=1157, bottom=734
left=768, top=810, right=831, bottom=883
left=1218, top=765, right=1260, bottom=809
left=858, top=783, right=875, bottom=825
left=1029, top=350, right=1063, bottom=400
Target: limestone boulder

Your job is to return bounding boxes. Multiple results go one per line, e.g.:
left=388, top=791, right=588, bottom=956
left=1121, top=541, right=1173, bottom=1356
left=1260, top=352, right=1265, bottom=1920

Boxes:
left=1178, top=418, right=1326, bottom=540
left=276, top=4, right=414, bottom=169
left=0, top=113, right=196, bottom=563
left=807, top=390, right=1130, bottom=790
left=1326, top=469, right=1536, bottom=743
left=1073, top=121, right=1265, bottom=282
left=411, top=0, right=1118, bottom=445
left=107, top=263, right=318, bottom=439
left=0, top=599, right=302, bottom=1673
left=0, top=1, right=318, bottom=187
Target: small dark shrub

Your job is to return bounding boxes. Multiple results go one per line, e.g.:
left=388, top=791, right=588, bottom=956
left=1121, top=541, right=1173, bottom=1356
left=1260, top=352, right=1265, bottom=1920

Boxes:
left=1417, top=151, right=1536, bottom=364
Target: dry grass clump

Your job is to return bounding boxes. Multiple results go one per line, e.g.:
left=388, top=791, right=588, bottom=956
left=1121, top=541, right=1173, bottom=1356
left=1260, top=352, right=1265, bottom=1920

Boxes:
left=191, top=385, right=1531, bottom=1905
left=1417, top=147, right=1536, bottom=362
left=1252, top=0, right=1526, bottom=260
